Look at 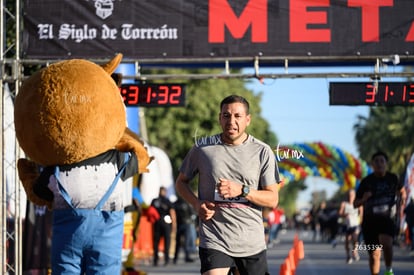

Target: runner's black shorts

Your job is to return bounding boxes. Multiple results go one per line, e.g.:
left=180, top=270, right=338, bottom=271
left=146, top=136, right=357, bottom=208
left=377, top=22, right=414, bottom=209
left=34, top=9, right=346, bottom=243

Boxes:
left=361, top=215, right=395, bottom=246
left=199, top=247, right=269, bottom=275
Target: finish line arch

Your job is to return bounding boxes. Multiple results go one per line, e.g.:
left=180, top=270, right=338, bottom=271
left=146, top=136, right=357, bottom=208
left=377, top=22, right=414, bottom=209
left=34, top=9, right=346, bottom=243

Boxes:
left=276, top=141, right=372, bottom=191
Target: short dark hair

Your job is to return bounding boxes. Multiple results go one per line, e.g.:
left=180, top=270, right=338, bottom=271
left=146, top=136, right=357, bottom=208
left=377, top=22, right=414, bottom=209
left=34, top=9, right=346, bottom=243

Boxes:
left=159, top=186, right=167, bottom=194
left=371, top=151, right=388, bottom=162
left=220, top=95, right=250, bottom=114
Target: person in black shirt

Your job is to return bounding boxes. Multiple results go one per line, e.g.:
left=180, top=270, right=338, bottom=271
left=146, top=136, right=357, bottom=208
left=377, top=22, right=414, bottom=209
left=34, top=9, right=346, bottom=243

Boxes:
left=151, top=187, right=176, bottom=266
left=173, top=196, right=197, bottom=264
left=354, top=151, right=406, bottom=275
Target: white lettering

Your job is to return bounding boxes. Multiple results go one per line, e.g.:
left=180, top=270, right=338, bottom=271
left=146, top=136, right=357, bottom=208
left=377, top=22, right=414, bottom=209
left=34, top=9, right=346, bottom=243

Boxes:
left=63, top=92, right=92, bottom=104
left=193, top=129, right=222, bottom=147
left=36, top=22, right=180, bottom=42
left=59, top=24, right=98, bottom=43
left=275, top=143, right=304, bottom=162
left=38, top=24, right=54, bottom=39
left=101, top=24, right=117, bottom=39
left=121, top=24, right=178, bottom=40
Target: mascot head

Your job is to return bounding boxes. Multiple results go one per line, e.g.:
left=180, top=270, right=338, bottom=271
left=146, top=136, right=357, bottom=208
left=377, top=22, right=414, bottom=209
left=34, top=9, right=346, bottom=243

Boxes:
left=14, top=54, right=150, bottom=170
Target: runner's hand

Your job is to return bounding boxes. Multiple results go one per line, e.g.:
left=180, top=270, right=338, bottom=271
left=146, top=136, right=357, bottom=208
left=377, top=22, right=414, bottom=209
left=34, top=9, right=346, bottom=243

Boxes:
left=197, top=201, right=215, bottom=221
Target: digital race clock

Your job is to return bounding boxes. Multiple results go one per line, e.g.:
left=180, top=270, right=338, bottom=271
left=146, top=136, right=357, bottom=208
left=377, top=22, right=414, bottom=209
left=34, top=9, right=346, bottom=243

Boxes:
left=329, top=82, right=414, bottom=106
left=119, top=83, right=186, bottom=107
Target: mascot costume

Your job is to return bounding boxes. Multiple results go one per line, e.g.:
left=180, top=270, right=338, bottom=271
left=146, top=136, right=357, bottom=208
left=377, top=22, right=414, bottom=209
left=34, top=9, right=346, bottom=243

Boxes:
left=14, top=53, right=153, bottom=274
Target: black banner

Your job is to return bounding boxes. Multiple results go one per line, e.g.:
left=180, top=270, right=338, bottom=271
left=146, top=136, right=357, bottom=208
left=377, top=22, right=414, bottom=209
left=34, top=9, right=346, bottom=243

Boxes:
left=23, top=0, right=414, bottom=61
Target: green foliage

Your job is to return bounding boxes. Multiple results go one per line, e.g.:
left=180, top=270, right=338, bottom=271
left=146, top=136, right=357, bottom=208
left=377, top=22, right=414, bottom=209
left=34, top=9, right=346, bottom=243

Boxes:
left=143, top=68, right=278, bottom=181
left=278, top=180, right=307, bottom=217
left=354, top=105, right=414, bottom=176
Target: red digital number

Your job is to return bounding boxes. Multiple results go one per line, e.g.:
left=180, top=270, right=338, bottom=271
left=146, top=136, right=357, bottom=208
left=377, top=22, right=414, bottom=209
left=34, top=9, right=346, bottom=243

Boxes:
left=128, top=86, right=139, bottom=105
left=119, top=87, right=128, bottom=101
left=365, top=84, right=376, bottom=103
left=158, top=86, right=169, bottom=104
left=408, top=84, right=414, bottom=103
left=384, top=85, right=390, bottom=102
left=146, top=86, right=152, bottom=103
left=169, top=86, right=182, bottom=104
left=401, top=85, right=407, bottom=102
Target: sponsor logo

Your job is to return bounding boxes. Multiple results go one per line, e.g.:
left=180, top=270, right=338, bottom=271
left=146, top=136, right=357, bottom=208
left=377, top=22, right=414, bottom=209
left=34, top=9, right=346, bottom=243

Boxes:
left=90, top=0, right=116, bottom=20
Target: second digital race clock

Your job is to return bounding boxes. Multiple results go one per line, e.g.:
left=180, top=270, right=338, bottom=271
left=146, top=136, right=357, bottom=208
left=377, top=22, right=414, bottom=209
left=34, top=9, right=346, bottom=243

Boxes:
left=329, top=82, right=414, bottom=106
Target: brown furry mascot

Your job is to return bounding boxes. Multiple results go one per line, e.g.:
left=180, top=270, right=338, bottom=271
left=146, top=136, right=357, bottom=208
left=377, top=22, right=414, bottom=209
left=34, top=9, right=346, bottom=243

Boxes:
left=14, top=54, right=153, bottom=274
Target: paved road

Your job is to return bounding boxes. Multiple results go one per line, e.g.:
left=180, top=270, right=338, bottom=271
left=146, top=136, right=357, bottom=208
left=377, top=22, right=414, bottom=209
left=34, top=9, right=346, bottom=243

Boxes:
left=295, top=231, right=414, bottom=275
left=130, top=229, right=414, bottom=275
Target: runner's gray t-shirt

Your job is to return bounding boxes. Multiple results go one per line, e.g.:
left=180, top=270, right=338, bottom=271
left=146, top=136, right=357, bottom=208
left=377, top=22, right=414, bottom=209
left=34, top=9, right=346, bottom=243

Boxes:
left=180, top=134, right=280, bottom=257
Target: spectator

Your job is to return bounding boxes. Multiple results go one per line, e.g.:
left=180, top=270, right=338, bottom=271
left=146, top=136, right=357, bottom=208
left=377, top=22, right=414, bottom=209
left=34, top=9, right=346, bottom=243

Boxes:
left=267, top=207, right=284, bottom=247
left=308, top=204, right=319, bottom=242
left=318, top=201, right=339, bottom=246
left=173, top=196, right=197, bottom=264
left=151, top=187, right=176, bottom=266
left=124, top=185, right=145, bottom=271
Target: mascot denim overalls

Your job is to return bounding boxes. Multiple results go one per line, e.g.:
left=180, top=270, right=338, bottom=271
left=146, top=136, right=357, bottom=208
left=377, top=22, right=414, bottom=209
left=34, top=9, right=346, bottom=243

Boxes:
left=51, top=154, right=130, bottom=275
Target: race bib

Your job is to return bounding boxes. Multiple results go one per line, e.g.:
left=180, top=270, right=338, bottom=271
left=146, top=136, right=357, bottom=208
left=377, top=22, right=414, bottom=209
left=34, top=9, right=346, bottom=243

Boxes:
left=214, top=189, right=248, bottom=203
left=372, top=204, right=389, bottom=214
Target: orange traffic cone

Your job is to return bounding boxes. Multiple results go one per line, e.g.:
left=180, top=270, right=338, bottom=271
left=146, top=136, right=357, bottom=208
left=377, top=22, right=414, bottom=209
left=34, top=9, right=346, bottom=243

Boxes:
left=293, top=233, right=299, bottom=245
left=289, top=248, right=297, bottom=273
left=295, top=239, right=305, bottom=260
left=279, top=258, right=292, bottom=275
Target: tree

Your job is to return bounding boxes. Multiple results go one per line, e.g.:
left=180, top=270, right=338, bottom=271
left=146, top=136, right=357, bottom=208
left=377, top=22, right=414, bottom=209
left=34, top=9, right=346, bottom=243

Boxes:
left=278, top=180, right=307, bottom=218
left=143, top=68, right=278, bottom=180
left=354, top=105, right=414, bottom=176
